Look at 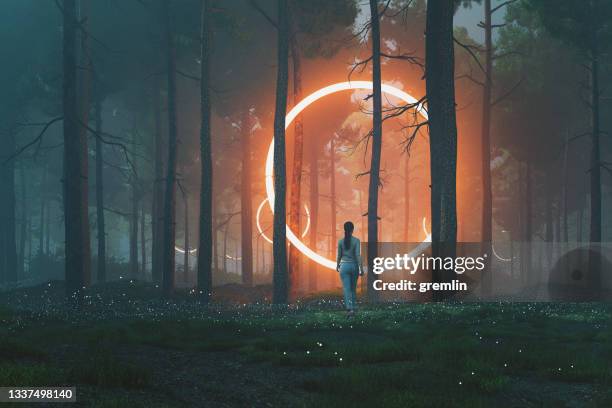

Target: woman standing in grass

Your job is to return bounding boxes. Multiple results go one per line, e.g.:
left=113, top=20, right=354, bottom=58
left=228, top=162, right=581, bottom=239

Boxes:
left=336, top=221, right=363, bottom=315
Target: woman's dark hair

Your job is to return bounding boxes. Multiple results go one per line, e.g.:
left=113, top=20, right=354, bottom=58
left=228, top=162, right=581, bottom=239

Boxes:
left=343, top=221, right=354, bottom=250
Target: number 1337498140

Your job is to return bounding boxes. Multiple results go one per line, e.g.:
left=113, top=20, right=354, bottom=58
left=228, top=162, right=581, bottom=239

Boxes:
left=1, top=387, right=76, bottom=402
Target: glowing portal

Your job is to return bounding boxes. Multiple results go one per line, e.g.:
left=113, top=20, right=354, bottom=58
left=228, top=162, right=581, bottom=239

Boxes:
left=265, top=81, right=430, bottom=270
left=176, top=246, right=242, bottom=261
left=175, top=246, right=197, bottom=255
left=256, top=198, right=310, bottom=244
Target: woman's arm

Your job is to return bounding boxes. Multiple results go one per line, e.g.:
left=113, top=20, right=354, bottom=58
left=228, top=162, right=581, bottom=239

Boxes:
left=355, top=239, right=363, bottom=275
left=336, top=240, right=342, bottom=272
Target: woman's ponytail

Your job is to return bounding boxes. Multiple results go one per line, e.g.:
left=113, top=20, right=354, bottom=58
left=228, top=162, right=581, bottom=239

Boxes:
left=343, top=221, right=354, bottom=250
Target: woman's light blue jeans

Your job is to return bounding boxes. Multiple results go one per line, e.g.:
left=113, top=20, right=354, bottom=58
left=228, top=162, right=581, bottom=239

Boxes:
left=339, top=262, right=359, bottom=310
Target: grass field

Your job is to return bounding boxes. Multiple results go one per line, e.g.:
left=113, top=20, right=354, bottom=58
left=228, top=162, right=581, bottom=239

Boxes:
left=1, top=281, right=611, bottom=407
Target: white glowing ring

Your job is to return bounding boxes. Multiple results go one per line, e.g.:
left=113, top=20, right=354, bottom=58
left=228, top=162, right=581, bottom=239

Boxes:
left=422, top=217, right=430, bottom=240
left=175, top=246, right=197, bottom=255
left=423, top=217, right=511, bottom=262
left=265, top=81, right=430, bottom=270
left=492, top=245, right=511, bottom=262
left=176, top=248, right=243, bottom=261
left=492, top=229, right=512, bottom=262
left=256, top=198, right=310, bottom=244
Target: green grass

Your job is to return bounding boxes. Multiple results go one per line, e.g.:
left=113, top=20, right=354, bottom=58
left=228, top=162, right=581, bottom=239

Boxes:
left=68, top=349, right=151, bottom=389
left=0, top=362, right=64, bottom=387
left=1, top=301, right=612, bottom=406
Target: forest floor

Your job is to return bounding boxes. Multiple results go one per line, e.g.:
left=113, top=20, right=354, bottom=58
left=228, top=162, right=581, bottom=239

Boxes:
left=1, top=281, right=611, bottom=407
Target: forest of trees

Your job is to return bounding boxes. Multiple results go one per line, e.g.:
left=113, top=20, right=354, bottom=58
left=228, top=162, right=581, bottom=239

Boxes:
left=1, top=0, right=611, bottom=304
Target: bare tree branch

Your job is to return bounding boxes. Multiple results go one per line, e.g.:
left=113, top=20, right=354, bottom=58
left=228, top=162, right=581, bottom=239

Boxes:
left=491, top=0, right=518, bottom=14
left=348, top=55, right=374, bottom=81
left=4, top=116, right=63, bottom=163
left=176, top=69, right=200, bottom=81
left=249, top=0, right=278, bottom=29
left=454, top=37, right=486, bottom=75
left=491, top=76, right=524, bottom=107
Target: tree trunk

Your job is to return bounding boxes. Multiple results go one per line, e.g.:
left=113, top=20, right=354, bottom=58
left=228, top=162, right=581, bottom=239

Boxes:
left=94, top=97, right=106, bottom=282
left=151, top=84, right=164, bottom=284
left=518, top=163, right=525, bottom=280
left=27, top=216, right=32, bottom=273
left=140, top=203, right=146, bottom=279
left=577, top=193, right=584, bottom=242
left=0, top=128, right=18, bottom=283
left=39, top=166, right=47, bottom=256
left=212, top=197, right=218, bottom=276
left=240, top=110, right=254, bottom=286
left=545, top=172, right=553, bottom=268
left=562, top=131, right=569, bottom=243
left=366, top=0, right=383, bottom=302
left=272, top=0, right=289, bottom=304
left=525, top=160, right=533, bottom=285
left=288, top=26, right=304, bottom=296
left=63, top=0, right=90, bottom=301
left=19, top=163, right=27, bottom=279
left=78, top=0, right=92, bottom=288
left=130, top=176, right=139, bottom=278
left=588, top=44, right=601, bottom=292
left=480, top=0, right=493, bottom=296
left=308, top=135, right=319, bottom=292
left=197, top=0, right=213, bottom=301
left=404, top=155, right=410, bottom=241
left=182, top=189, right=189, bottom=283
left=330, top=135, right=337, bottom=288
left=425, top=0, right=458, bottom=301
left=45, top=202, right=50, bottom=255
left=223, top=223, right=229, bottom=275
left=161, top=0, right=178, bottom=297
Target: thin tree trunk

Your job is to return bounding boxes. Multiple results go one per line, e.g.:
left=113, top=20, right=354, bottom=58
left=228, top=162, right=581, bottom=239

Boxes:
left=213, top=198, right=218, bottom=276
left=63, top=0, right=89, bottom=301
left=27, top=216, right=32, bottom=274
left=308, top=136, right=319, bottom=292
left=39, top=166, right=47, bottom=256
left=272, top=0, right=289, bottom=304
left=197, top=0, right=213, bottom=301
left=480, top=0, right=493, bottom=296
left=255, top=230, right=260, bottom=279
left=140, top=204, right=146, bottom=279
left=130, top=176, right=139, bottom=278
left=151, top=84, right=164, bottom=284
left=240, top=110, right=254, bottom=286
left=330, top=135, right=337, bottom=288
left=45, top=202, right=50, bottom=255
left=562, top=131, right=569, bottom=243
left=77, top=0, right=91, bottom=286
left=94, top=97, right=106, bottom=282
left=183, top=189, right=189, bottom=283
left=288, top=25, right=304, bottom=296
left=223, top=223, right=228, bottom=275
left=545, top=173, right=553, bottom=268
left=366, top=0, right=383, bottom=302
left=525, top=160, right=533, bottom=285
left=404, top=155, right=410, bottom=241
left=577, top=194, right=584, bottom=242
left=161, top=0, right=178, bottom=297
left=518, top=163, right=525, bottom=280
left=588, top=43, right=601, bottom=292
left=19, top=163, right=27, bottom=279
left=425, top=0, right=458, bottom=301
left=0, top=128, right=18, bottom=282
